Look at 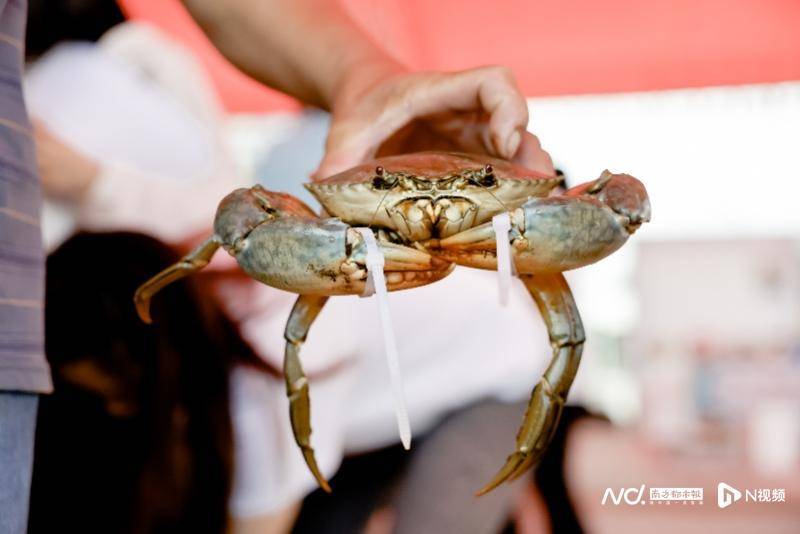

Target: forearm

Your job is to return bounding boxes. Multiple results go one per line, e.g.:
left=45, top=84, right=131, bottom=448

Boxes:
left=182, top=0, right=403, bottom=109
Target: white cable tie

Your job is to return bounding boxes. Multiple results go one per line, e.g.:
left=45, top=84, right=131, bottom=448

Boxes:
left=492, top=213, right=514, bottom=306
left=354, top=228, right=412, bottom=449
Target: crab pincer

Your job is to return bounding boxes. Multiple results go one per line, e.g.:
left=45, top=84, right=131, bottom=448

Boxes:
left=434, top=171, right=651, bottom=273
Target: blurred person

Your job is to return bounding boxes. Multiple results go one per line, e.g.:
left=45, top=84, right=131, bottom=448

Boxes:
left=30, top=231, right=275, bottom=534
left=291, top=402, right=591, bottom=534
left=25, top=0, right=581, bottom=532
left=25, top=4, right=349, bottom=530
left=25, top=0, right=242, bottom=245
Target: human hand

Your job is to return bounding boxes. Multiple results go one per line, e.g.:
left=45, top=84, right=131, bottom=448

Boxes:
left=314, top=66, right=554, bottom=180
left=33, top=121, right=99, bottom=201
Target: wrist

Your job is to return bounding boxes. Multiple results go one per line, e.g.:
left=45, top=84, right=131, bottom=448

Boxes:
left=69, top=158, right=100, bottom=201
left=328, top=55, right=407, bottom=112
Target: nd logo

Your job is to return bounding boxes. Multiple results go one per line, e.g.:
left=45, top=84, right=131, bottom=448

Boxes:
left=601, top=485, right=646, bottom=505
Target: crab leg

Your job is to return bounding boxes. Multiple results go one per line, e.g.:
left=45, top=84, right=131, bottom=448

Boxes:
left=284, top=294, right=332, bottom=493
left=476, top=273, right=584, bottom=496
left=134, top=236, right=220, bottom=323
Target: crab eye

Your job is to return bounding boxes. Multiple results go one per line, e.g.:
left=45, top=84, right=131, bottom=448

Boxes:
left=471, top=164, right=496, bottom=187
left=371, top=167, right=397, bottom=190
left=251, top=187, right=277, bottom=212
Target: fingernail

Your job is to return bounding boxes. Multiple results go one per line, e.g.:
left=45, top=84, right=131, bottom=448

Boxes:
left=506, top=130, right=521, bottom=158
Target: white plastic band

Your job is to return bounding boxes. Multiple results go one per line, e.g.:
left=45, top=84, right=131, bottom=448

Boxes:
left=492, top=213, right=514, bottom=306
left=354, top=228, right=412, bottom=449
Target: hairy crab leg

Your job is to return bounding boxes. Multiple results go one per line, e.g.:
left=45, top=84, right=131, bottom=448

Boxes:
left=476, top=273, right=584, bottom=496
left=284, top=294, right=332, bottom=493
left=134, top=236, right=220, bottom=324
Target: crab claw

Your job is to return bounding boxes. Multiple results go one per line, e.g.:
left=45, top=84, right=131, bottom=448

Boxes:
left=234, top=216, right=452, bottom=296
left=433, top=171, right=650, bottom=274
left=343, top=229, right=453, bottom=291
left=570, top=170, right=651, bottom=233
left=432, top=218, right=507, bottom=251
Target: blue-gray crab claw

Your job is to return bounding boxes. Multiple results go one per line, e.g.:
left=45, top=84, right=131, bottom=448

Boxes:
left=233, top=216, right=452, bottom=295
left=432, top=171, right=650, bottom=274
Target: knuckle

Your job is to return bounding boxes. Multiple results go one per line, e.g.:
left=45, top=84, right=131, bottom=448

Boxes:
left=488, top=65, right=514, bottom=82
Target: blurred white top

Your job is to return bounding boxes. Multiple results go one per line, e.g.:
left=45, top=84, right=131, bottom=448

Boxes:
left=26, top=23, right=240, bottom=246
left=26, top=22, right=548, bottom=517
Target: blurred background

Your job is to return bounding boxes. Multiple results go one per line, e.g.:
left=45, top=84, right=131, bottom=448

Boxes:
left=27, top=1, right=800, bottom=533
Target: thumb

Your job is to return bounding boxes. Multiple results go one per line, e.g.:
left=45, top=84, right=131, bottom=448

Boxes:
left=512, top=132, right=555, bottom=175
left=313, top=151, right=357, bottom=181
left=312, top=121, right=377, bottom=181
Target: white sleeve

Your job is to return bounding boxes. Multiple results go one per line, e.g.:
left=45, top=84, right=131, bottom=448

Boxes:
left=227, top=365, right=354, bottom=518
left=75, top=161, right=241, bottom=244
left=26, top=40, right=248, bottom=246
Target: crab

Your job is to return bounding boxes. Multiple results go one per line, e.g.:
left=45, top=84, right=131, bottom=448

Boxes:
left=134, top=151, right=650, bottom=495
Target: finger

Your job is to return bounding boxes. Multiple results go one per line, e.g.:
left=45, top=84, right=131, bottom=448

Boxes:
left=511, top=132, right=555, bottom=175
left=313, top=122, right=375, bottom=181
left=407, top=66, right=530, bottom=159
left=480, top=68, right=529, bottom=159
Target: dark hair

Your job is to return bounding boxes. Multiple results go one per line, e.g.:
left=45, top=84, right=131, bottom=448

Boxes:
left=26, top=0, right=126, bottom=60
left=30, top=232, right=264, bottom=534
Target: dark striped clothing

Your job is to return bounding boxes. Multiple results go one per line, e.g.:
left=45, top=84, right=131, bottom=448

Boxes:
left=0, top=0, right=51, bottom=393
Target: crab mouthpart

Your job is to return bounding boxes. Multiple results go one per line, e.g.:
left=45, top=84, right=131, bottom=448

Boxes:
left=390, top=197, right=479, bottom=240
